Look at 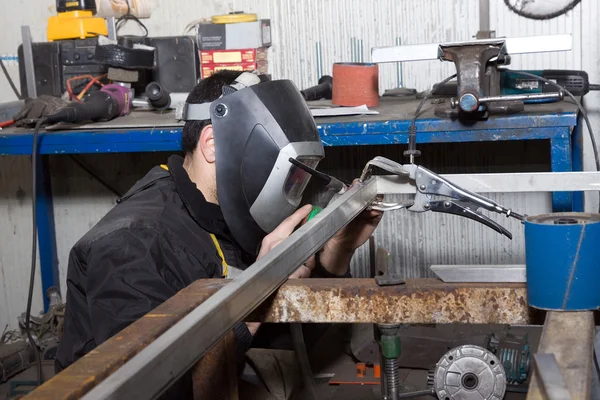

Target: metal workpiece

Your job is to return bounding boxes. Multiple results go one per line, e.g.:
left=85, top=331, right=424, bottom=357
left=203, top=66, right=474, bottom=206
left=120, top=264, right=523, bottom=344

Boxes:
left=532, top=354, right=571, bottom=400
left=433, top=345, right=507, bottom=400
left=431, top=264, right=526, bottom=283
left=527, top=311, right=595, bottom=400
left=375, top=171, right=600, bottom=195
left=524, top=212, right=600, bottom=310
left=81, top=180, right=378, bottom=400
left=28, top=279, right=529, bottom=399
left=21, top=26, right=37, bottom=99
left=371, top=34, right=572, bottom=63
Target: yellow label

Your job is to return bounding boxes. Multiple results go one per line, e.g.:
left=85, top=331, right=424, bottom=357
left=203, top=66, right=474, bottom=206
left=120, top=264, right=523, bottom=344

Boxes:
left=213, top=52, right=242, bottom=63
left=65, top=1, right=80, bottom=7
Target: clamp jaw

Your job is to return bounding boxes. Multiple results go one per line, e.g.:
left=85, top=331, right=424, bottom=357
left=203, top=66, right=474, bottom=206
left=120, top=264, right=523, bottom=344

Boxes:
left=361, top=157, right=525, bottom=239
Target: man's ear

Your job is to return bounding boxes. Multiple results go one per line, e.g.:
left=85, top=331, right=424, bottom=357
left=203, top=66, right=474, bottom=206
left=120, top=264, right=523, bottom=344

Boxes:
left=198, top=125, right=216, bottom=163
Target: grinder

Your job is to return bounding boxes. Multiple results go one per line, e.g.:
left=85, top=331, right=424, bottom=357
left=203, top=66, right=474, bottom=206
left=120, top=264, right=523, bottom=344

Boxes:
left=178, top=72, right=325, bottom=254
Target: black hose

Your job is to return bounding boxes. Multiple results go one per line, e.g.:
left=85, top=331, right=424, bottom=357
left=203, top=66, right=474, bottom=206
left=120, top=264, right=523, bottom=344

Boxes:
left=290, top=323, right=319, bottom=399
left=405, top=74, right=457, bottom=162
left=26, top=118, right=46, bottom=386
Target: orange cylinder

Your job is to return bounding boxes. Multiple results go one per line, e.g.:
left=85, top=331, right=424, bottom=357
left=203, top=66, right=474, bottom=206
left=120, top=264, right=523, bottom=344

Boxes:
left=332, top=63, right=379, bottom=107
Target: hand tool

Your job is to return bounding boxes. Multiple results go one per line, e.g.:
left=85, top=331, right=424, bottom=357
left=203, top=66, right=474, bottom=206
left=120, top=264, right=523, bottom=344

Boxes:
left=300, top=75, right=333, bottom=101
left=500, top=69, right=597, bottom=96
left=361, top=156, right=524, bottom=238
left=45, top=83, right=131, bottom=124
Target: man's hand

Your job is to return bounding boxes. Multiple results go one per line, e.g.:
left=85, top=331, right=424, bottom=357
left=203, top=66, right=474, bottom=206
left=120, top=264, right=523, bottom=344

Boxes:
left=320, top=181, right=384, bottom=276
left=258, top=204, right=316, bottom=278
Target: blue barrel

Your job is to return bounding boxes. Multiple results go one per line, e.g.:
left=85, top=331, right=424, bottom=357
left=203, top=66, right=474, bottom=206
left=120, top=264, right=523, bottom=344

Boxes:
left=524, top=212, right=600, bottom=310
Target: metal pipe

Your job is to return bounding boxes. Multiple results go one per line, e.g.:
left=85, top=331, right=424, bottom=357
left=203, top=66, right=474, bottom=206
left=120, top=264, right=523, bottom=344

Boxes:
left=315, top=42, right=323, bottom=81
left=82, top=179, right=379, bottom=400
left=358, top=39, right=364, bottom=63
left=351, top=37, right=357, bottom=62
left=395, top=37, right=403, bottom=87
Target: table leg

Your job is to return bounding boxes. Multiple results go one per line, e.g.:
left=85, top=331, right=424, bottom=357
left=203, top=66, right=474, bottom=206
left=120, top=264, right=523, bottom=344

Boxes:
left=571, top=116, right=585, bottom=212
left=550, top=134, right=573, bottom=211
left=36, top=155, right=60, bottom=311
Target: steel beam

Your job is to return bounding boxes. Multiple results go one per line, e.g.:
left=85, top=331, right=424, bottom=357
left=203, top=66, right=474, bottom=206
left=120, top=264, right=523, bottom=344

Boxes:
left=527, top=311, right=595, bottom=400
left=81, top=179, right=378, bottom=400
left=26, top=278, right=528, bottom=400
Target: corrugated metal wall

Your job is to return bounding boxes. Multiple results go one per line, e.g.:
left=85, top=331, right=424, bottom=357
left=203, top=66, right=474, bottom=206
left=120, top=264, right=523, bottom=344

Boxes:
left=0, top=0, right=598, bottom=330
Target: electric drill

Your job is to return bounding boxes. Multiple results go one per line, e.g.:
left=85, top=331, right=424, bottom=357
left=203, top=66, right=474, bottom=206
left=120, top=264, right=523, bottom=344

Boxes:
left=46, top=84, right=131, bottom=124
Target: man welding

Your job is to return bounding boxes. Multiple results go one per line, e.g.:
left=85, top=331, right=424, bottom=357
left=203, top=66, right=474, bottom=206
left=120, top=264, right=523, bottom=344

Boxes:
left=55, top=70, right=382, bottom=396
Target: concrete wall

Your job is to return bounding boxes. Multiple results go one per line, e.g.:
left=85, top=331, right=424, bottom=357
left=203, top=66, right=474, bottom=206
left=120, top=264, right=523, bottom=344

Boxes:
left=1, top=0, right=598, bottom=330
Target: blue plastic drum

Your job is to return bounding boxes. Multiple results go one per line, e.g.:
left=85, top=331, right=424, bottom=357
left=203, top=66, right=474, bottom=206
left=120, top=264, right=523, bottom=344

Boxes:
left=524, top=212, right=600, bottom=310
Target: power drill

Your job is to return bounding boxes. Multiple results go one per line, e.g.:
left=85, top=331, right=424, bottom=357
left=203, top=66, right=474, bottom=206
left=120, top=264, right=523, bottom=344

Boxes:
left=46, top=84, right=131, bottom=124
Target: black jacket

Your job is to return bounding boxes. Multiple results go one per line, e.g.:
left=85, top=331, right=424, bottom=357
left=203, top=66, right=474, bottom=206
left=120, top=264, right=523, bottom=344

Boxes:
left=56, top=156, right=255, bottom=373
left=55, top=155, right=349, bottom=395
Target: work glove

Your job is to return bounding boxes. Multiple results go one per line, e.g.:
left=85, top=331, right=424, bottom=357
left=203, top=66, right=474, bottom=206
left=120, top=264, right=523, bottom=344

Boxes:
left=13, top=95, right=69, bottom=127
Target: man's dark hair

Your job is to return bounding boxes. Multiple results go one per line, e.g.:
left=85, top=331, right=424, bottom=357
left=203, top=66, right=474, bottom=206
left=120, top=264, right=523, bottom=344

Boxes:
left=181, top=70, right=243, bottom=155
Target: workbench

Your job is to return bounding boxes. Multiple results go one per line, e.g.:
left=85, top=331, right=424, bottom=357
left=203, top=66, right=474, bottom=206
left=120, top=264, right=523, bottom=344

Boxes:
left=0, top=96, right=582, bottom=310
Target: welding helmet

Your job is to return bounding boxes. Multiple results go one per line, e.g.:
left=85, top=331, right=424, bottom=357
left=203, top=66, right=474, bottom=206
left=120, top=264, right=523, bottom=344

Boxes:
left=178, top=73, right=325, bottom=255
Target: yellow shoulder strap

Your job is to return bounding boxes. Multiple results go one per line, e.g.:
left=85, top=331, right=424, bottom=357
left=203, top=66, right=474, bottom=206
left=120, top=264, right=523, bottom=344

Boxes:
left=210, top=234, right=229, bottom=278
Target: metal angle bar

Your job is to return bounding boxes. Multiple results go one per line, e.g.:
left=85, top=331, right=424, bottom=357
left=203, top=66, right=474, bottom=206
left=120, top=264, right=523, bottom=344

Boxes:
left=376, top=172, right=600, bottom=195
left=21, top=26, right=37, bottom=99
left=371, top=34, right=572, bottom=63
left=430, top=264, right=526, bottom=283
left=533, top=353, right=572, bottom=400
left=82, top=178, right=379, bottom=400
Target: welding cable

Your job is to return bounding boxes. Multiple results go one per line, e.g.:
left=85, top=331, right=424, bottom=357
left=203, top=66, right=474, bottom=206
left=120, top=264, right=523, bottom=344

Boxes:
left=25, top=117, right=47, bottom=386
left=116, top=0, right=148, bottom=37
left=0, top=57, right=22, bottom=100
left=290, top=323, right=319, bottom=399
left=507, top=70, right=600, bottom=213
left=406, top=74, right=457, bottom=162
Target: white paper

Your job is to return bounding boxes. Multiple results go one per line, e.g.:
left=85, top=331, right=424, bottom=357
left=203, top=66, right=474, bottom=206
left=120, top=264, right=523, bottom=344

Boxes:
left=310, top=104, right=379, bottom=117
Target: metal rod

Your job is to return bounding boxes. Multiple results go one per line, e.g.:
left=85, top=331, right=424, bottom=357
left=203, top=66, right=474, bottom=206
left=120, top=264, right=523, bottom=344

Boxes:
left=21, top=26, right=37, bottom=99
left=82, top=179, right=379, bottom=400
left=106, top=17, right=117, bottom=41
left=371, top=34, right=572, bottom=63
left=351, top=37, right=357, bottom=62
left=479, top=0, right=490, bottom=33
left=395, top=37, right=403, bottom=87
left=315, top=42, right=323, bottom=81
left=358, top=39, right=364, bottom=63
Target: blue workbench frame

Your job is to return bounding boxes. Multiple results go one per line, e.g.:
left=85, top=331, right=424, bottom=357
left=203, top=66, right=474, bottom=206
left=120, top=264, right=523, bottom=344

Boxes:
left=0, top=109, right=581, bottom=310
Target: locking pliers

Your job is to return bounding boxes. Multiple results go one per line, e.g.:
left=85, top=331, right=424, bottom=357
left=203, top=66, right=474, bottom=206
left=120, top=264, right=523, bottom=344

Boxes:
left=361, top=157, right=525, bottom=239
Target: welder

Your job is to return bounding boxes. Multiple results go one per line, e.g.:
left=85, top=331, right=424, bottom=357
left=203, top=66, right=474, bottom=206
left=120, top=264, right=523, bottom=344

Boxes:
left=55, top=70, right=382, bottom=397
